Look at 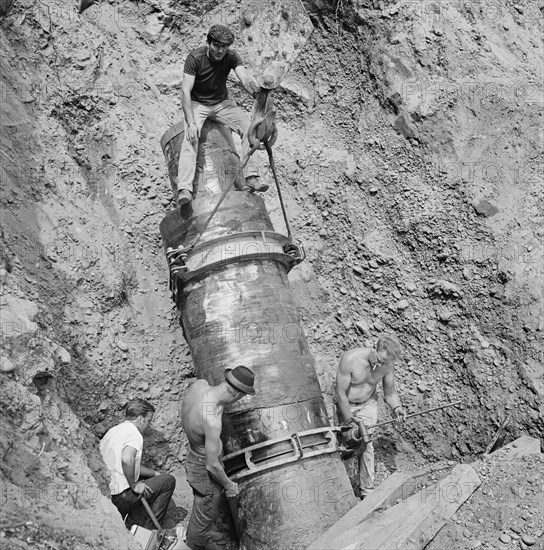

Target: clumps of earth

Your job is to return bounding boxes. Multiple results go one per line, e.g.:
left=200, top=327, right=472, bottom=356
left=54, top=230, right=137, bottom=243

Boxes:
left=0, top=0, right=542, bottom=548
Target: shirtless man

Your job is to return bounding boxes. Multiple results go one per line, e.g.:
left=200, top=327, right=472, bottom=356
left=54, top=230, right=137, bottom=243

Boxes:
left=335, top=335, right=406, bottom=498
left=181, top=366, right=255, bottom=550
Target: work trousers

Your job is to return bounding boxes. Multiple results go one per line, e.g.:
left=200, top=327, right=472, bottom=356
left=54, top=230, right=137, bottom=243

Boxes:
left=111, top=474, right=176, bottom=530
left=351, top=392, right=379, bottom=497
left=177, top=99, right=260, bottom=194
left=185, top=451, right=223, bottom=550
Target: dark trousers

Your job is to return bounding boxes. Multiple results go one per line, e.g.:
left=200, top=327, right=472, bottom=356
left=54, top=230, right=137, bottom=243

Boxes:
left=185, top=452, right=222, bottom=550
left=111, top=474, right=176, bottom=530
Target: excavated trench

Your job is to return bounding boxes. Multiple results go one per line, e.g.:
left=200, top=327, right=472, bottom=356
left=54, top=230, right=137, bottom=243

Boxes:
left=0, top=0, right=542, bottom=548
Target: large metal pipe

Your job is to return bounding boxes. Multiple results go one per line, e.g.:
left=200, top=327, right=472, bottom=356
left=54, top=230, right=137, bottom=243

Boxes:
left=159, top=120, right=356, bottom=549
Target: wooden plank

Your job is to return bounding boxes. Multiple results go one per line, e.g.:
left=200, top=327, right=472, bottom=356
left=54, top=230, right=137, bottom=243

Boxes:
left=307, top=472, right=416, bottom=550
left=327, top=464, right=480, bottom=550
left=491, top=436, right=541, bottom=459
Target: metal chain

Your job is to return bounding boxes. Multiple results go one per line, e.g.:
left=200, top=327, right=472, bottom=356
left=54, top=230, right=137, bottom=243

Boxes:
left=265, top=142, right=292, bottom=240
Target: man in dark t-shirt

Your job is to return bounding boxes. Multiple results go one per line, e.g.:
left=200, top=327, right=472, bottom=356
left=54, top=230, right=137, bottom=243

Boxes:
left=177, top=24, right=267, bottom=207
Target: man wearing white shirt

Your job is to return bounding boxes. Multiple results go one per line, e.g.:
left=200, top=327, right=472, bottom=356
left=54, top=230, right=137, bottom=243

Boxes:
left=100, top=399, right=176, bottom=529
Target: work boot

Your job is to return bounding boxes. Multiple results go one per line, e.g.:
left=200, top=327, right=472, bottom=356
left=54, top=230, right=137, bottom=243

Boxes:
left=244, top=176, right=269, bottom=193
left=177, top=189, right=192, bottom=209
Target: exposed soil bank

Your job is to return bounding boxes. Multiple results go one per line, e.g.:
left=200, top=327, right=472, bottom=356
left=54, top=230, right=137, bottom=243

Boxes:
left=0, top=0, right=542, bottom=547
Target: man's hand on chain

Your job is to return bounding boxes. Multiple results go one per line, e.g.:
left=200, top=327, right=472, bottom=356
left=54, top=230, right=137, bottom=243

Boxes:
left=247, top=76, right=260, bottom=97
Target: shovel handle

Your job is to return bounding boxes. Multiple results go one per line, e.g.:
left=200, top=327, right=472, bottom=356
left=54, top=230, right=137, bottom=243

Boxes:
left=141, top=496, right=162, bottom=531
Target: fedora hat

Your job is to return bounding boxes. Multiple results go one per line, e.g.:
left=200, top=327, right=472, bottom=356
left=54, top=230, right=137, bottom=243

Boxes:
left=225, top=366, right=255, bottom=395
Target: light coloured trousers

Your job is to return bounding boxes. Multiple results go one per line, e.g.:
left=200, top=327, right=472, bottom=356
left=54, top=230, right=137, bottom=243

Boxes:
left=351, top=392, right=379, bottom=496
left=178, top=99, right=260, bottom=193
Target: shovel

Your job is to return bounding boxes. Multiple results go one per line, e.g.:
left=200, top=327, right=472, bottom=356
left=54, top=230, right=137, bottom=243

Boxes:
left=141, top=496, right=163, bottom=530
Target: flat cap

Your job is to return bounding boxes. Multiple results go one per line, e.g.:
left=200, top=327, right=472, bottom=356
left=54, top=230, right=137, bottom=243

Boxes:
left=208, top=24, right=235, bottom=45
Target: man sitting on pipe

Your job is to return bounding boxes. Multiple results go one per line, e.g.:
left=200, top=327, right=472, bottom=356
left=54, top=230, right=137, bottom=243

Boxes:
left=181, top=366, right=256, bottom=550
left=176, top=24, right=268, bottom=208
left=100, top=399, right=176, bottom=529
left=335, top=335, right=407, bottom=498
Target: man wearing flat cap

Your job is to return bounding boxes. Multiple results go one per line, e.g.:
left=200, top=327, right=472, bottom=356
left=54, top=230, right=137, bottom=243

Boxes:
left=181, top=365, right=255, bottom=550
left=176, top=24, right=268, bottom=208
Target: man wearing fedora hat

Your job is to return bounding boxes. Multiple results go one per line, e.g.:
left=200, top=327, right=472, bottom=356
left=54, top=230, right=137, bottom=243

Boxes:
left=181, top=365, right=255, bottom=549
left=176, top=24, right=268, bottom=209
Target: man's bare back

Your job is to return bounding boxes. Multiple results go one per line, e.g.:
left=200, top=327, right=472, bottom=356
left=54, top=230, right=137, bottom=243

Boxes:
left=181, top=379, right=223, bottom=457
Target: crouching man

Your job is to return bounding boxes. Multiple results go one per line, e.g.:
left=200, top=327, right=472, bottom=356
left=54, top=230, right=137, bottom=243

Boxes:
left=176, top=24, right=268, bottom=208
left=181, top=366, right=256, bottom=550
left=100, top=399, right=176, bottom=529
